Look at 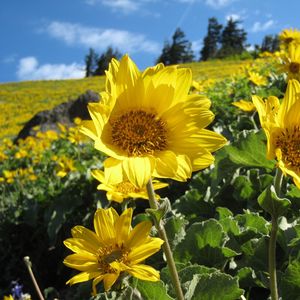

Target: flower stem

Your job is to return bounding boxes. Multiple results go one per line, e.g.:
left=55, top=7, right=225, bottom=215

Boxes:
left=23, top=256, right=45, bottom=300
left=269, top=168, right=283, bottom=300
left=146, top=180, right=184, bottom=300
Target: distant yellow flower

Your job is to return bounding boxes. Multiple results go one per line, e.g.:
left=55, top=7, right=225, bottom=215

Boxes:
left=279, top=28, right=300, bottom=46
left=15, top=149, right=28, bottom=159
left=248, top=71, right=267, bottom=86
left=68, top=127, right=84, bottom=144
left=92, top=169, right=168, bottom=203
left=3, top=295, right=14, bottom=300
left=252, top=79, right=300, bottom=187
left=56, top=156, right=76, bottom=177
left=64, top=207, right=163, bottom=294
left=232, top=100, right=256, bottom=112
left=81, top=55, right=227, bottom=188
left=280, top=42, right=300, bottom=81
left=3, top=170, right=15, bottom=183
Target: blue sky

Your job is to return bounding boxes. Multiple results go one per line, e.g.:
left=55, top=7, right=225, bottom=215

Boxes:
left=0, top=0, right=299, bottom=82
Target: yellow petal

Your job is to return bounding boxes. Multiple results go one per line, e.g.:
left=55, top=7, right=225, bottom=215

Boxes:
left=278, top=79, right=300, bottom=127
left=66, top=271, right=100, bottom=286
left=114, top=208, right=133, bottom=245
left=63, top=254, right=98, bottom=271
left=192, top=150, right=215, bottom=171
left=194, top=129, right=227, bottom=152
left=173, top=154, right=192, bottom=181
left=153, top=151, right=178, bottom=179
left=71, top=225, right=102, bottom=249
left=94, top=208, right=118, bottom=243
left=173, top=68, right=192, bottom=104
left=123, top=156, right=154, bottom=188
left=125, top=264, right=160, bottom=282
left=128, top=237, right=164, bottom=264
left=64, top=238, right=97, bottom=255
left=103, top=273, right=120, bottom=291
left=125, top=221, right=153, bottom=249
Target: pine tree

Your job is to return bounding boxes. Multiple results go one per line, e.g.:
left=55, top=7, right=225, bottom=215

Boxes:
left=157, top=28, right=194, bottom=65
left=217, top=18, right=247, bottom=58
left=261, top=34, right=279, bottom=52
left=84, top=48, right=98, bottom=77
left=200, top=17, right=222, bottom=61
left=94, top=47, right=122, bottom=76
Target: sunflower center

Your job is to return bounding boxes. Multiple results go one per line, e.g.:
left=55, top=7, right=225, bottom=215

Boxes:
left=97, top=245, right=129, bottom=272
left=276, top=126, right=300, bottom=170
left=116, top=181, right=139, bottom=194
left=289, top=62, right=300, bottom=74
left=111, top=110, right=167, bottom=156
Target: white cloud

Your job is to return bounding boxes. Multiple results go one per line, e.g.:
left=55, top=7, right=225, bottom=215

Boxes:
left=86, top=0, right=140, bottom=13
left=205, top=0, right=235, bottom=9
left=17, top=57, right=85, bottom=81
left=84, top=0, right=158, bottom=14
left=44, top=21, right=160, bottom=54
left=250, top=20, right=275, bottom=33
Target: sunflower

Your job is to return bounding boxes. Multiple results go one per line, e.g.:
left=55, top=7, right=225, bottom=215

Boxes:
left=81, top=55, right=227, bottom=187
left=92, top=169, right=168, bottom=203
left=64, top=207, right=163, bottom=294
left=232, top=99, right=256, bottom=112
left=247, top=71, right=267, bottom=86
left=252, top=79, right=300, bottom=187
left=279, top=28, right=300, bottom=46
left=279, top=42, right=300, bottom=81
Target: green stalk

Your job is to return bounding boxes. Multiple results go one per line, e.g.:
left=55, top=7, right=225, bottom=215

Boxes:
left=146, top=180, right=184, bottom=300
left=268, top=168, right=283, bottom=300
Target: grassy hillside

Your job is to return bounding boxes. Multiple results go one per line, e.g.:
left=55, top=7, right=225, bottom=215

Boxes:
left=0, top=59, right=253, bottom=140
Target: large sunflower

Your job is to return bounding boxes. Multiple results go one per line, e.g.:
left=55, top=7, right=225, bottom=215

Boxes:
left=252, top=79, right=300, bottom=187
left=81, top=55, right=226, bottom=187
left=279, top=42, right=300, bottom=81
left=279, top=28, right=300, bottom=46
left=64, top=207, right=163, bottom=294
left=92, top=169, right=168, bottom=203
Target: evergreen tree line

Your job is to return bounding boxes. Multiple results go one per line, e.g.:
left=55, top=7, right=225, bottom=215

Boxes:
left=84, top=17, right=279, bottom=77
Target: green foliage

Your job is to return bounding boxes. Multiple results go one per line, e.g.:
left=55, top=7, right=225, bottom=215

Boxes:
left=156, top=28, right=194, bottom=65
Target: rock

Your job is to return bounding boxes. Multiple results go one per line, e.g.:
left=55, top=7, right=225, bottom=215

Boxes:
left=15, top=90, right=100, bottom=142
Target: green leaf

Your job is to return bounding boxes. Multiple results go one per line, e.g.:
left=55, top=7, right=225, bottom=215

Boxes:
left=232, top=175, right=256, bottom=202
left=174, top=219, right=238, bottom=267
left=281, top=260, right=300, bottom=300
left=164, top=214, right=188, bottom=250
left=185, top=272, right=244, bottom=300
left=258, top=185, right=291, bottom=218
left=225, top=130, right=275, bottom=169
left=135, top=280, right=174, bottom=300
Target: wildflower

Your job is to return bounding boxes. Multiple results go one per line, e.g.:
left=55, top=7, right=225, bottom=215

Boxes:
left=247, top=71, right=267, bottom=86
left=64, top=207, right=163, bottom=294
left=232, top=100, right=256, bottom=112
left=3, top=170, right=15, bottom=184
left=252, top=79, right=300, bottom=187
left=55, top=156, right=76, bottom=177
left=92, top=169, right=168, bottom=203
left=81, top=55, right=226, bottom=187
left=3, top=295, right=14, bottom=300
left=279, top=42, right=300, bottom=81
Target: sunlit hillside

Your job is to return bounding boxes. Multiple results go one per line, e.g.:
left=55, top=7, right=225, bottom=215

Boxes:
left=0, top=59, right=253, bottom=140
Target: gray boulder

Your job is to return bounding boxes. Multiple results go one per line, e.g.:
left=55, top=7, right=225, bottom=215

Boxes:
left=15, top=90, right=100, bottom=141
